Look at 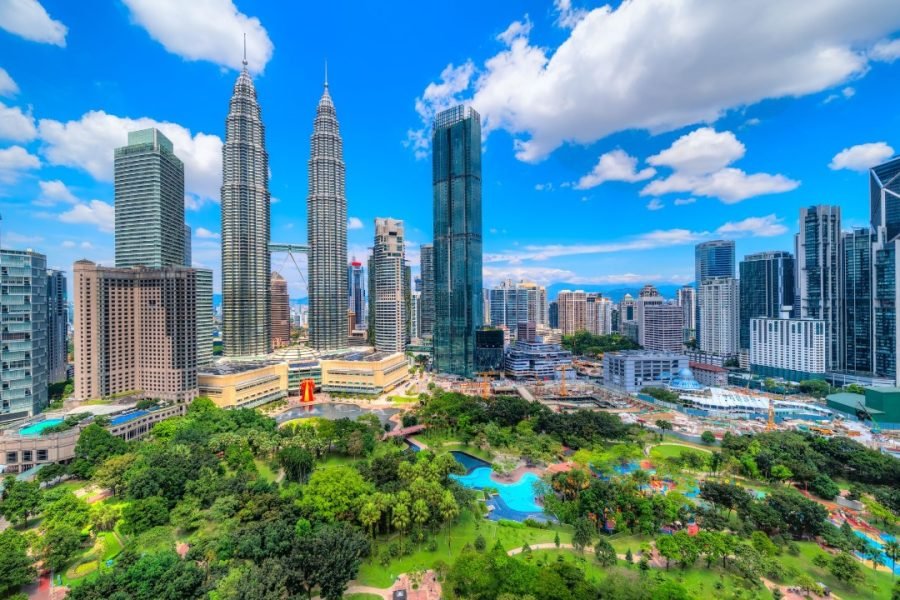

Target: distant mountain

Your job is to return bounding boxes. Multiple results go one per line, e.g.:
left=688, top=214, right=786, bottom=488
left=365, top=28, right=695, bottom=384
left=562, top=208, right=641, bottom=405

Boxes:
left=545, top=283, right=691, bottom=302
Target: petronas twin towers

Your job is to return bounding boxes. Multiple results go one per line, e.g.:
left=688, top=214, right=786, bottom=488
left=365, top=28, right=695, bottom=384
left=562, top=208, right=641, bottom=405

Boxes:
left=221, top=58, right=347, bottom=357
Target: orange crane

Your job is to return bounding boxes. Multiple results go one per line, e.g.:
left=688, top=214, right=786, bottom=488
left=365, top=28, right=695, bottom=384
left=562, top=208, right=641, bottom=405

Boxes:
left=475, top=371, right=496, bottom=399
left=766, top=396, right=775, bottom=431
left=556, top=364, right=570, bottom=397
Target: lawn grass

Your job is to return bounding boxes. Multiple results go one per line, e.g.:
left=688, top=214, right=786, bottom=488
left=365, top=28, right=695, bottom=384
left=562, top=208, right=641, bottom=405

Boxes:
left=254, top=459, right=278, bottom=482
left=345, top=595, right=383, bottom=600
left=776, top=542, right=894, bottom=600
left=49, top=479, right=88, bottom=494
left=388, top=395, right=420, bottom=404
left=356, top=510, right=573, bottom=587
left=518, top=549, right=610, bottom=583
left=650, top=443, right=711, bottom=460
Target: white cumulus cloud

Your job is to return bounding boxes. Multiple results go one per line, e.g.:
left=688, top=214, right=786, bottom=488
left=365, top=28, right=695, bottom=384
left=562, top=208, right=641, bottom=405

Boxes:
left=674, top=197, right=697, bottom=206
left=347, top=216, right=364, bottom=230
left=829, top=141, right=895, bottom=171
left=38, top=110, right=222, bottom=203
left=0, top=68, right=18, bottom=96
left=871, top=38, right=900, bottom=62
left=195, top=227, right=220, bottom=239
left=0, top=101, right=36, bottom=141
left=412, top=0, right=900, bottom=162
left=646, top=198, right=664, bottom=211
left=647, top=128, right=744, bottom=175
left=34, top=179, right=77, bottom=206
left=0, top=0, right=67, bottom=46
left=715, top=214, right=787, bottom=237
left=575, top=149, right=655, bottom=189
left=58, top=199, right=115, bottom=233
left=641, top=127, right=799, bottom=203
left=0, top=145, right=39, bottom=182
left=122, top=0, right=273, bottom=73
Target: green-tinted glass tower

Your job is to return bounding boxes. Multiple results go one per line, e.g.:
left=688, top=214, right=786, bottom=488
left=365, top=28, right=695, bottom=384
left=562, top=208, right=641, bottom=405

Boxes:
left=432, top=105, right=483, bottom=377
left=738, top=251, right=795, bottom=350
left=114, top=128, right=185, bottom=268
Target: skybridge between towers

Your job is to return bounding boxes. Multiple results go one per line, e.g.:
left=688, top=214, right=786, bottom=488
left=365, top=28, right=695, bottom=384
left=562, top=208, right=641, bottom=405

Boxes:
left=269, top=243, right=309, bottom=290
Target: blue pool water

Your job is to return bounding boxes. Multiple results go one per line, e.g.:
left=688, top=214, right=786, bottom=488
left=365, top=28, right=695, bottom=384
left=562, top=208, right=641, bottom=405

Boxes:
left=853, top=530, right=900, bottom=575
left=451, top=467, right=543, bottom=513
left=18, top=418, right=63, bottom=436
left=450, top=450, right=491, bottom=473
left=110, top=410, right=148, bottom=426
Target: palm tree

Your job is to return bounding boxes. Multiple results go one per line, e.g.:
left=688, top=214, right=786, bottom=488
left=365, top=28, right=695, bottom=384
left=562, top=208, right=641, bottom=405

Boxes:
left=360, top=501, right=381, bottom=540
left=885, top=540, right=899, bottom=580
left=439, top=491, right=459, bottom=551
left=412, top=498, right=430, bottom=544
left=392, top=501, right=411, bottom=550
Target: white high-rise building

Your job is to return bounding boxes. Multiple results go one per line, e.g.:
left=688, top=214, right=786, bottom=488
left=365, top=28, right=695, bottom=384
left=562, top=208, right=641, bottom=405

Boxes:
left=585, top=294, right=613, bottom=335
left=636, top=285, right=664, bottom=347
left=489, top=280, right=548, bottom=335
left=372, top=218, right=406, bottom=353
left=557, top=290, right=587, bottom=335
left=676, top=285, right=696, bottom=342
left=750, top=317, right=826, bottom=381
left=642, top=303, right=684, bottom=352
left=410, top=291, right=421, bottom=341
left=699, top=277, right=740, bottom=356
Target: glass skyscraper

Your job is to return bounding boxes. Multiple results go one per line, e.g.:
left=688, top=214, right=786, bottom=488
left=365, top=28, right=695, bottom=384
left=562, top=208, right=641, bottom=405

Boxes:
left=874, top=240, right=898, bottom=380
left=419, top=243, right=435, bottom=338
left=1, top=249, right=48, bottom=419
left=797, top=205, right=842, bottom=369
left=348, top=259, right=366, bottom=329
left=738, top=251, right=795, bottom=350
left=843, top=228, right=874, bottom=372
left=114, top=128, right=185, bottom=268
left=694, top=240, right=735, bottom=344
left=221, top=61, right=271, bottom=357
left=47, top=269, right=67, bottom=385
left=307, top=78, right=348, bottom=351
left=432, top=105, right=483, bottom=377
left=870, top=155, right=900, bottom=242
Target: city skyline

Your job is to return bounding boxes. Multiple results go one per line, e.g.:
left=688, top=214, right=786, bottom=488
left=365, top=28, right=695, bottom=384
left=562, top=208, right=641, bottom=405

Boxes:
left=3, top=2, right=900, bottom=300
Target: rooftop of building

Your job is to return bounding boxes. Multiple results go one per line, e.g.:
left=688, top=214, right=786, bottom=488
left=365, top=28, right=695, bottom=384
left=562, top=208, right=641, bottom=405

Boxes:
left=689, top=361, right=726, bottom=373
left=826, top=392, right=884, bottom=415
left=333, top=350, right=399, bottom=362
left=605, top=350, right=687, bottom=359
left=200, top=361, right=283, bottom=376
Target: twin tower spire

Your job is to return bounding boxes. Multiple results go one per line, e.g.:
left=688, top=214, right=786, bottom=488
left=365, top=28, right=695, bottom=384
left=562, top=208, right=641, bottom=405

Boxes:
left=221, top=40, right=346, bottom=357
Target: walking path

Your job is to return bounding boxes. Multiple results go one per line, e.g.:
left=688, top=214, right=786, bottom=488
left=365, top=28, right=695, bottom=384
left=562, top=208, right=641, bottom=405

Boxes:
left=342, top=570, right=441, bottom=599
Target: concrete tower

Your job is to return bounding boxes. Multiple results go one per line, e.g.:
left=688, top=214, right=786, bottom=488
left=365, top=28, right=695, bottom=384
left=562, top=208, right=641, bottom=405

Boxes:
left=307, top=72, right=348, bottom=351
left=221, top=56, right=271, bottom=357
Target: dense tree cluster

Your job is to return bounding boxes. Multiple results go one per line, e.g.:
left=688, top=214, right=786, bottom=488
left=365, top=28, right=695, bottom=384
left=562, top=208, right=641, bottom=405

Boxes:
left=561, top=331, right=641, bottom=356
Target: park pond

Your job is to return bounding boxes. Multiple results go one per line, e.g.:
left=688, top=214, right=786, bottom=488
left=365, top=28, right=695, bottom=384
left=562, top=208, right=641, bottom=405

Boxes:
left=449, top=451, right=549, bottom=522
left=275, top=403, right=400, bottom=427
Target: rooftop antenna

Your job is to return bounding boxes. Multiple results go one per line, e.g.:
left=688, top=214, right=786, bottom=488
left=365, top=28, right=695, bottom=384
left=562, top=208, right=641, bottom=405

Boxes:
left=242, top=33, right=247, bottom=68
left=324, top=59, right=328, bottom=88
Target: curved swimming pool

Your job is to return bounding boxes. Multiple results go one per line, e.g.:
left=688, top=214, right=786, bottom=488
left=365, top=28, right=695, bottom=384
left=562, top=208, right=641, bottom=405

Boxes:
left=451, top=468, right=543, bottom=513
left=18, top=419, right=64, bottom=436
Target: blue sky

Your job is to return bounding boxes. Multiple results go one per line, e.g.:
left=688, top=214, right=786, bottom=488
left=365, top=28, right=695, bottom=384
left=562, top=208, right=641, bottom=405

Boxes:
left=2, top=1, right=900, bottom=298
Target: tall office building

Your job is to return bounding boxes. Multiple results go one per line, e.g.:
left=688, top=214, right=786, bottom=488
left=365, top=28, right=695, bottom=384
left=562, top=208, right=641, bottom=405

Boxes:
left=195, top=269, right=214, bottom=367
left=636, top=285, right=664, bottom=347
left=403, top=264, right=413, bottom=343
left=797, top=205, right=842, bottom=369
left=47, top=269, right=68, bottom=384
left=642, top=303, right=684, bottom=352
left=738, top=251, right=795, bottom=350
left=695, top=240, right=735, bottom=343
left=271, top=272, right=291, bottom=348
left=699, top=276, right=739, bottom=356
left=585, top=294, right=613, bottom=335
left=842, top=229, right=873, bottom=373
left=0, top=250, right=48, bottom=419
left=184, top=224, right=191, bottom=266
left=548, top=300, right=559, bottom=329
left=348, top=259, right=366, bottom=329
left=432, top=106, right=483, bottom=377
left=372, top=218, right=406, bottom=353
left=870, top=155, right=900, bottom=241
left=557, top=290, right=586, bottom=335
left=419, top=243, right=435, bottom=338
left=410, top=291, right=421, bottom=341
left=489, top=280, right=547, bottom=334
left=114, top=128, right=185, bottom=268
left=307, top=77, right=348, bottom=351
left=676, top=285, right=696, bottom=342
left=221, top=60, right=271, bottom=356
left=870, top=157, right=900, bottom=382
left=73, top=261, right=198, bottom=403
